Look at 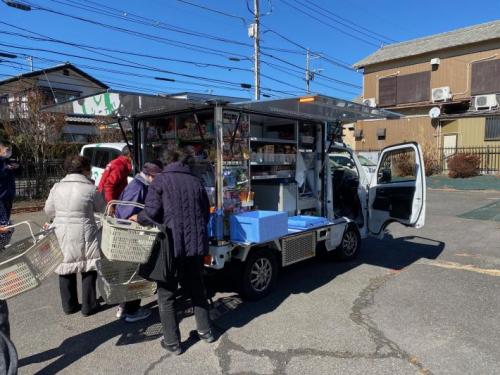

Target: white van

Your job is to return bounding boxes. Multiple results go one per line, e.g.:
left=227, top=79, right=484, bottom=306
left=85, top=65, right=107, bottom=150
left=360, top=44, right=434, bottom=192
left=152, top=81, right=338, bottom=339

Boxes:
left=80, top=143, right=129, bottom=186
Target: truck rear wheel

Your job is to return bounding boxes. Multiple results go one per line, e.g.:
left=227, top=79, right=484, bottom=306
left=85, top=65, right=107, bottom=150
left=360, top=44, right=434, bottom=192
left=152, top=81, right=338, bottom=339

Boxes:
left=241, top=250, right=278, bottom=300
left=335, top=225, right=360, bottom=261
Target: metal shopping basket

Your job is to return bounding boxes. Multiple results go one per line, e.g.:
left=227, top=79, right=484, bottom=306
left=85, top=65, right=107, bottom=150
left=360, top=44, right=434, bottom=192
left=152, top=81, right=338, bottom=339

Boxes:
left=101, top=201, right=159, bottom=264
left=0, top=221, right=63, bottom=300
left=96, top=255, right=156, bottom=304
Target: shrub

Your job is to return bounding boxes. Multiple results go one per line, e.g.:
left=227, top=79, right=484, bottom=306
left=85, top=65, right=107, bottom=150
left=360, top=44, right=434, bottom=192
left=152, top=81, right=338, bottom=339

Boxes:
left=422, top=143, right=441, bottom=176
left=447, top=153, right=481, bottom=178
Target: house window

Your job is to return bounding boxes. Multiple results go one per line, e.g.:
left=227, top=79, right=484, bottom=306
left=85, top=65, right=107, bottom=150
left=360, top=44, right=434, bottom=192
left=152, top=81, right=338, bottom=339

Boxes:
left=378, top=76, right=397, bottom=106
left=485, top=116, right=500, bottom=141
left=471, top=59, right=500, bottom=96
left=377, top=128, right=386, bottom=140
left=40, top=87, right=81, bottom=105
left=378, top=72, right=430, bottom=106
left=396, top=72, right=430, bottom=104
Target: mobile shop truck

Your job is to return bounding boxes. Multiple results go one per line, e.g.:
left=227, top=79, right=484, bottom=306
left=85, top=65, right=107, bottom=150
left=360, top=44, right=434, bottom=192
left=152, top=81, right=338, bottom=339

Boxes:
left=124, top=94, right=426, bottom=300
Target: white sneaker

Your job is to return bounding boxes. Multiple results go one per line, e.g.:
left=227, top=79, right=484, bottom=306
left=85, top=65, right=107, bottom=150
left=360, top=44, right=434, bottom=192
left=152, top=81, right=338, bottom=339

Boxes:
left=125, top=308, right=151, bottom=323
left=116, top=305, right=125, bottom=319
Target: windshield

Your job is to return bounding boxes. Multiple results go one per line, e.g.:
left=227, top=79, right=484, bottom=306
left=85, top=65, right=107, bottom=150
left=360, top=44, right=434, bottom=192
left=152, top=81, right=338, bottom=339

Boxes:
left=357, top=154, right=377, bottom=167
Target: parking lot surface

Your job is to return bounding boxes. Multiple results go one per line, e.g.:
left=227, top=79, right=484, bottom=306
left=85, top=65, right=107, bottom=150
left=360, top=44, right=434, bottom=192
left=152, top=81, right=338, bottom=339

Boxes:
left=8, top=189, right=500, bottom=374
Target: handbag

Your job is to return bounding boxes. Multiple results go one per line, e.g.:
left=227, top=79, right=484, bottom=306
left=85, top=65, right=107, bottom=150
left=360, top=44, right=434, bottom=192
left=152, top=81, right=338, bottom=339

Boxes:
left=137, top=224, right=177, bottom=283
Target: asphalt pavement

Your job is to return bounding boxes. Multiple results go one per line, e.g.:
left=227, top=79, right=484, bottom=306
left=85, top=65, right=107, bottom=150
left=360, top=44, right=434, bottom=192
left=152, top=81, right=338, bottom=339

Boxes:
left=7, top=189, right=500, bottom=374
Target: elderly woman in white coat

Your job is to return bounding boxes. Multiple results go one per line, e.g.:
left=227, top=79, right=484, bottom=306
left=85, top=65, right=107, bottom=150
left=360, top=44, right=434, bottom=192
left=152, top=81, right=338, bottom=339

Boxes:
left=44, top=155, right=105, bottom=316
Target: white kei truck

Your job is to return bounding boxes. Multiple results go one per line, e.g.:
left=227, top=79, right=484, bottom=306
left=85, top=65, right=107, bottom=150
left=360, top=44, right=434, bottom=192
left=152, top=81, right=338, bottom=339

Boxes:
left=79, top=94, right=426, bottom=300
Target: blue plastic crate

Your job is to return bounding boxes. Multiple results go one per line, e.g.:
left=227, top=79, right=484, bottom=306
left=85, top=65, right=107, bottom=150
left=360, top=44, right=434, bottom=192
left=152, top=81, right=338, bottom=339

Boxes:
left=230, top=210, right=288, bottom=244
left=287, top=215, right=330, bottom=230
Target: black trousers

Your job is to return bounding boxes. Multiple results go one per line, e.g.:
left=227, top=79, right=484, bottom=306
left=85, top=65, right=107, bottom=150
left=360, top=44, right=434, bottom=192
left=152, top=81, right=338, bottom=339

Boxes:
left=157, top=256, right=211, bottom=345
left=0, top=300, right=9, bottom=338
left=58, top=271, right=98, bottom=315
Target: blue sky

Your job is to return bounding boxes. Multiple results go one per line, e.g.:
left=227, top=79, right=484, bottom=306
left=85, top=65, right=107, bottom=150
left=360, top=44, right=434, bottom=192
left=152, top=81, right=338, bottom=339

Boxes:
left=1, top=0, right=499, bottom=100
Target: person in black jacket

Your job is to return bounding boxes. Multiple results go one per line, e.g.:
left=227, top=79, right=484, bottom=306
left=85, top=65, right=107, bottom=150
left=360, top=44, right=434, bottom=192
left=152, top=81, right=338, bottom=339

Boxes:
left=0, top=139, right=17, bottom=248
left=136, top=148, right=213, bottom=355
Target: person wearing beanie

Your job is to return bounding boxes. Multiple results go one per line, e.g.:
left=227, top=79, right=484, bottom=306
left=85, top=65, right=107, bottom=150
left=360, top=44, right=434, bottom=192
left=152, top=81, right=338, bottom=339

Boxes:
left=114, top=160, right=163, bottom=322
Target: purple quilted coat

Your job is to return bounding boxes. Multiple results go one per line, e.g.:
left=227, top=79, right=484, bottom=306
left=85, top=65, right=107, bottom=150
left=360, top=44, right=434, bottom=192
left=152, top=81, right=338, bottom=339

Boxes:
left=139, top=161, right=210, bottom=258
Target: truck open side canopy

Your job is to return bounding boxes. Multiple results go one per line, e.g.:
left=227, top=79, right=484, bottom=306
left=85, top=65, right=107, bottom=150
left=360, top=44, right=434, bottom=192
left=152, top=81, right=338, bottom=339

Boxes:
left=44, top=91, right=400, bottom=124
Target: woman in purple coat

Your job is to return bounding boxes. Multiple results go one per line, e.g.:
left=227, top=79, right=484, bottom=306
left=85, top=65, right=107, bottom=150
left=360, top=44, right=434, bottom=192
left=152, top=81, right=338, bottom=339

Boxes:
left=137, top=148, right=213, bottom=355
left=114, top=160, right=163, bottom=322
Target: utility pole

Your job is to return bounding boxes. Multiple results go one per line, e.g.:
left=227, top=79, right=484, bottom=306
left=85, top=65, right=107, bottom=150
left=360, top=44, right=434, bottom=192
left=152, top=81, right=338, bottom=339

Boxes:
left=26, top=56, right=33, bottom=71
left=252, top=0, right=261, bottom=100
left=305, top=50, right=321, bottom=94
left=306, top=49, right=311, bottom=94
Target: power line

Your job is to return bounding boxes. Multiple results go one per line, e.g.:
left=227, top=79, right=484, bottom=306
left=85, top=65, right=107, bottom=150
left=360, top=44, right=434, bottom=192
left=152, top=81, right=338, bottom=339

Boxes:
left=177, top=0, right=249, bottom=25
left=300, top=0, right=397, bottom=43
left=21, top=0, right=251, bottom=60
left=260, top=50, right=361, bottom=89
left=0, top=25, right=252, bottom=73
left=2, top=1, right=358, bottom=97
left=47, top=0, right=254, bottom=48
left=261, top=60, right=358, bottom=96
left=277, top=0, right=380, bottom=47
left=0, top=23, right=315, bottom=94
left=0, top=47, right=299, bottom=96
left=40, top=0, right=303, bottom=56
left=170, top=0, right=359, bottom=75
left=260, top=22, right=356, bottom=72
left=293, top=0, right=396, bottom=44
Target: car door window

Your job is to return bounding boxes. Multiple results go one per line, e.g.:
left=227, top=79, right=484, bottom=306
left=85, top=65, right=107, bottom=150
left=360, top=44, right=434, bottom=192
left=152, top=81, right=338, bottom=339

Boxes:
left=94, top=149, right=111, bottom=169
left=82, top=148, right=95, bottom=164
left=377, top=147, right=416, bottom=184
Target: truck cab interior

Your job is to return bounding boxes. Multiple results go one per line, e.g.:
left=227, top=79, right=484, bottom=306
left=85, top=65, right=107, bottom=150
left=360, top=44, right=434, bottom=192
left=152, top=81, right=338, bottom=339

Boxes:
left=329, top=148, right=364, bottom=226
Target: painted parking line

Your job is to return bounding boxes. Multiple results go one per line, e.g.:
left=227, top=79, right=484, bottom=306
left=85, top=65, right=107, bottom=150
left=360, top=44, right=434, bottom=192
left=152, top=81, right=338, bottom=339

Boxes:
left=418, top=259, right=500, bottom=277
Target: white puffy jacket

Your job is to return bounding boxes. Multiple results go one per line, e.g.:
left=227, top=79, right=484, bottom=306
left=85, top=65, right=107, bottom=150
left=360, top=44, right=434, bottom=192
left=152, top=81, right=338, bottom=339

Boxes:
left=44, top=174, right=105, bottom=275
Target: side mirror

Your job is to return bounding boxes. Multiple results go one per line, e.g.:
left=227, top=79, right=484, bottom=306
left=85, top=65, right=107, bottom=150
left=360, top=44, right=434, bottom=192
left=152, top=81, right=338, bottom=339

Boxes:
left=378, top=168, right=391, bottom=183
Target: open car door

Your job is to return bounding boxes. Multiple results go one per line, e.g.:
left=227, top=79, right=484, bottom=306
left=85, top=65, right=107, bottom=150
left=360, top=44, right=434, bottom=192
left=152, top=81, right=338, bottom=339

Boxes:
left=368, top=142, right=426, bottom=235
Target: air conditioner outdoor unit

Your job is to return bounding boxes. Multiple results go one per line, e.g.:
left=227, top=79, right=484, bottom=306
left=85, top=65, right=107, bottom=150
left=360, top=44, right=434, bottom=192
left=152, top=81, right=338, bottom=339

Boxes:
left=474, top=94, right=498, bottom=110
left=362, top=98, right=377, bottom=107
left=431, top=87, right=452, bottom=102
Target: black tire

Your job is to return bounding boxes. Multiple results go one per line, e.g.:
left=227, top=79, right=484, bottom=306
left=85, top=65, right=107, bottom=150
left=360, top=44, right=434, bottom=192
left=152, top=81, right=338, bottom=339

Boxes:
left=334, top=225, right=361, bottom=261
left=241, top=250, right=278, bottom=300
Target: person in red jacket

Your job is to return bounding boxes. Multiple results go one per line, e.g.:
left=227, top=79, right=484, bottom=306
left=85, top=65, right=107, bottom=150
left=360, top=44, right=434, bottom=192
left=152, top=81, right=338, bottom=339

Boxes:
left=97, top=147, right=133, bottom=206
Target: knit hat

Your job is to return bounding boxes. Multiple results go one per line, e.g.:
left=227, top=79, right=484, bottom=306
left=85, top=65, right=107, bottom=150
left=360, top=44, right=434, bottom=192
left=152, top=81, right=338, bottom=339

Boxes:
left=142, top=160, right=163, bottom=176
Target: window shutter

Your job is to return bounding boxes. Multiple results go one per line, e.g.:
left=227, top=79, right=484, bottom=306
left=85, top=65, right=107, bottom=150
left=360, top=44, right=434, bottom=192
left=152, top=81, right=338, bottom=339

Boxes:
left=378, top=76, right=397, bottom=107
left=396, top=72, right=430, bottom=104
left=472, top=60, right=500, bottom=96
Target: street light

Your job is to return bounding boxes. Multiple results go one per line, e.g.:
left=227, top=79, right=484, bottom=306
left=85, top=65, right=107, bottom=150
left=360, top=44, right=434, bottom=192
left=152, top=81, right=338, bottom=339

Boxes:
left=2, top=0, right=32, bottom=11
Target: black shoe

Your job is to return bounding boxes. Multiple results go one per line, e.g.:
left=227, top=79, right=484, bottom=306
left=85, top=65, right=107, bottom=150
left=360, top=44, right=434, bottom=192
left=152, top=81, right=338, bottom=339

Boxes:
left=160, top=339, right=182, bottom=355
left=63, top=304, right=81, bottom=315
left=81, top=304, right=101, bottom=317
left=198, top=330, right=216, bottom=343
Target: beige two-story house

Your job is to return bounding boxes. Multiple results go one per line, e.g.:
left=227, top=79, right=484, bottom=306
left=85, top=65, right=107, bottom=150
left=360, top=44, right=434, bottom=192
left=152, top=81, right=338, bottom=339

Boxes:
left=353, top=20, right=500, bottom=151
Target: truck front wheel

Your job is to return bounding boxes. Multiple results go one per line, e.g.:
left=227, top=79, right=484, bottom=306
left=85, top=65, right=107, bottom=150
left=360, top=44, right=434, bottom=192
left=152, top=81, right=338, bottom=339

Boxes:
left=241, top=250, right=278, bottom=300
